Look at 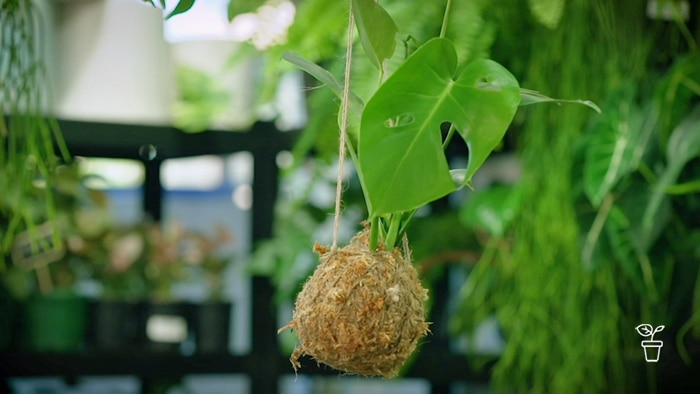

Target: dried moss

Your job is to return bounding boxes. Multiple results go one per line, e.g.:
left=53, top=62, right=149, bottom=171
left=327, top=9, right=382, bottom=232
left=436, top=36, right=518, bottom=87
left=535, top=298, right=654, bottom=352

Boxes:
left=279, top=229, right=430, bottom=378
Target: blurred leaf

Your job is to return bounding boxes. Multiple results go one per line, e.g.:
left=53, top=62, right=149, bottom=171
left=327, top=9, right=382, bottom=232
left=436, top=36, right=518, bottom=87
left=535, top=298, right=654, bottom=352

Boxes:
left=666, top=105, right=700, bottom=167
left=639, top=105, right=700, bottom=250
left=604, top=204, right=648, bottom=296
left=583, top=86, right=654, bottom=207
left=655, top=54, right=700, bottom=142
left=460, top=184, right=523, bottom=237
left=352, top=0, right=398, bottom=70
left=359, top=38, right=520, bottom=216
left=519, top=88, right=601, bottom=113
left=527, top=0, right=565, bottom=29
left=282, top=52, right=362, bottom=105
left=445, top=0, right=496, bottom=66
left=173, top=66, right=230, bottom=133
left=227, top=0, right=266, bottom=21
left=166, top=0, right=195, bottom=19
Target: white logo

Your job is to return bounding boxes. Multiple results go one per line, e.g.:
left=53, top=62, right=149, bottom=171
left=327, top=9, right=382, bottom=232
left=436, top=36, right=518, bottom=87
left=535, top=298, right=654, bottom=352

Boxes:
left=635, top=324, right=664, bottom=362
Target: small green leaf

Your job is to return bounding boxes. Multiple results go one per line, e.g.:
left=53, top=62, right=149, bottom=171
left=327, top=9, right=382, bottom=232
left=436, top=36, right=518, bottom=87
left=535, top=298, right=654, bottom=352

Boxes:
left=352, top=0, right=398, bottom=70
left=166, top=0, right=195, bottom=19
left=520, top=88, right=601, bottom=113
left=359, top=38, right=520, bottom=216
left=282, top=51, right=364, bottom=105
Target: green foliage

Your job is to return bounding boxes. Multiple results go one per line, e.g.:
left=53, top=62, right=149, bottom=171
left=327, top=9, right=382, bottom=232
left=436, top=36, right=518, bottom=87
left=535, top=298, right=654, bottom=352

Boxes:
left=359, top=38, right=520, bottom=216
left=352, top=0, right=398, bottom=71
left=172, top=65, right=232, bottom=133
left=583, top=84, right=651, bottom=207
left=459, top=183, right=523, bottom=238
left=450, top=1, right=690, bottom=392
left=1, top=0, right=70, bottom=270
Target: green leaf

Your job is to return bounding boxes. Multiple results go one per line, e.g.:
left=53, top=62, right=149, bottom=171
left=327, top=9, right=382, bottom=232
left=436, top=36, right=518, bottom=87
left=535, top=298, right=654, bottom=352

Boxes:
left=282, top=52, right=362, bottom=105
left=583, top=86, right=654, bottom=207
left=166, top=0, right=195, bottom=19
left=281, top=51, right=364, bottom=147
left=459, top=184, right=523, bottom=237
left=359, top=38, right=520, bottom=216
left=227, top=0, right=267, bottom=22
left=352, top=0, right=398, bottom=70
left=638, top=105, right=700, bottom=250
left=527, top=0, right=565, bottom=29
left=604, top=205, right=648, bottom=295
left=666, top=105, right=700, bottom=166
left=520, top=88, right=601, bottom=113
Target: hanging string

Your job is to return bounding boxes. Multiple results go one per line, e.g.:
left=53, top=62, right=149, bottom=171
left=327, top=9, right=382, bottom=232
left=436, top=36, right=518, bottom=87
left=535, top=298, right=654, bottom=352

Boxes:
left=331, top=8, right=355, bottom=252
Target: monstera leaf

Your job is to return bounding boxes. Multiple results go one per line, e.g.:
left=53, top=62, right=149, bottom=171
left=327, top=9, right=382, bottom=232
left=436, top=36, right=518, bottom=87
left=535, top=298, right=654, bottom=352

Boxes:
left=358, top=38, right=520, bottom=216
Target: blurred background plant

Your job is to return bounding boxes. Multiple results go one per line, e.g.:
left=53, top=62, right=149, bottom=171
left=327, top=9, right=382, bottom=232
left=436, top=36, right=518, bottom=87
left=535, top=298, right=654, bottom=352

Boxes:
left=0, top=0, right=71, bottom=271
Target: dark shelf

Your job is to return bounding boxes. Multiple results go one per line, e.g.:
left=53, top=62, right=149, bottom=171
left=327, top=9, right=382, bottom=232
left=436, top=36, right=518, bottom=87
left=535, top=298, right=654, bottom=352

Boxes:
left=0, top=349, right=489, bottom=383
left=57, top=119, right=298, bottom=160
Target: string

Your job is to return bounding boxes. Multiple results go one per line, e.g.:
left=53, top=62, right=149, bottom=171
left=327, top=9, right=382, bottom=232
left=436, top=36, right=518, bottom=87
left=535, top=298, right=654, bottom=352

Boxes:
left=331, top=8, right=355, bottom=252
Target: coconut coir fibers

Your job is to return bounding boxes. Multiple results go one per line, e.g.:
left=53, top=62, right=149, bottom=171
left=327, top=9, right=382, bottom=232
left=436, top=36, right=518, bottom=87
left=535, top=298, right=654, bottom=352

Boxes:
left=280, top=229, right=429, bottom=378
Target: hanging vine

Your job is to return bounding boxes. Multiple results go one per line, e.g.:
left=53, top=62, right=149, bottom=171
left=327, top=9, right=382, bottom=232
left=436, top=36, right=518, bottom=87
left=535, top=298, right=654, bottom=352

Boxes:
left=0, top=0, right=71, bottom=274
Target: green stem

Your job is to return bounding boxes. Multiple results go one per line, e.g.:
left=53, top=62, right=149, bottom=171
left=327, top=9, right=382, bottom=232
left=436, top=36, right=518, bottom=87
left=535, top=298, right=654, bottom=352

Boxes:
left=397, top=208, right=418, bottom=242
left=369, top=216, right=380, bottom=251
left=666, top=179, right=700, bottom=195
left=384, top=213, right=402, bottom=249
left=439, top=0, right=453, bottom=39
left=442, top=123, right=457, bottom=150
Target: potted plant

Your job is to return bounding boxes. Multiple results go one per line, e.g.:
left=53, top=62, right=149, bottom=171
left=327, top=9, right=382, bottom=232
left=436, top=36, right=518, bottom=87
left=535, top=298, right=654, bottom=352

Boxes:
left=3, top=163, right=92, bottom=353
left=180, top=225, right=235, bottom=354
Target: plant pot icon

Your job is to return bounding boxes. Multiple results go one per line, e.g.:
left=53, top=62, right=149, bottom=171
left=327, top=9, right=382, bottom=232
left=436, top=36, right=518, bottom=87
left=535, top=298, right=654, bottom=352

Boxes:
left=641, top=340, right=663, bottom=362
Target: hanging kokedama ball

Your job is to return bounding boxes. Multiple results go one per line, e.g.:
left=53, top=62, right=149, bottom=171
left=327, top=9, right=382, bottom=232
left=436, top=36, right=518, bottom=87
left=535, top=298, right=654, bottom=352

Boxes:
left=279, top=228, right=430, bottom=378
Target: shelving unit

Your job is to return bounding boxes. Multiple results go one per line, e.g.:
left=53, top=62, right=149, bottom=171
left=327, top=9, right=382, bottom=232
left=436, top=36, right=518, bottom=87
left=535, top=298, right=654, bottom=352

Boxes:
left=2, top=119, right=699, bottom=394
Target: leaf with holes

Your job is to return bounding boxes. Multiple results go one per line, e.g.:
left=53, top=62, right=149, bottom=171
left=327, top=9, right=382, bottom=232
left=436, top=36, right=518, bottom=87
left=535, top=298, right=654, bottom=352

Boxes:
left=358, top=38, right=520, bottom=216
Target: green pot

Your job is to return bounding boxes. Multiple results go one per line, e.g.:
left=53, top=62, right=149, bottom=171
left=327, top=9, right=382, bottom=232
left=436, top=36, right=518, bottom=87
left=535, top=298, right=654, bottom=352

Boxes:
left=23, top=291, right=87, bottom=352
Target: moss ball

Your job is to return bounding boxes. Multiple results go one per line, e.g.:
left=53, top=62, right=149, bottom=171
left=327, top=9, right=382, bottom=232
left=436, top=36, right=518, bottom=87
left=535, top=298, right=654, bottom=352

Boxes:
left=279, top=229, right=429, bottom=378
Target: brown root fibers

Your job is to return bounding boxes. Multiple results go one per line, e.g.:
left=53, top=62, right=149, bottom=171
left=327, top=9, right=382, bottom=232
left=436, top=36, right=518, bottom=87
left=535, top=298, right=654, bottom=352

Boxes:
left=278, top=228, right=430, bottom=378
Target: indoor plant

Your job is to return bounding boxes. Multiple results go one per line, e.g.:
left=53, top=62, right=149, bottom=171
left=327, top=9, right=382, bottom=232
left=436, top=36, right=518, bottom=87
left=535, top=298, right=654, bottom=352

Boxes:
left=261, top=0, right=595, bottom=377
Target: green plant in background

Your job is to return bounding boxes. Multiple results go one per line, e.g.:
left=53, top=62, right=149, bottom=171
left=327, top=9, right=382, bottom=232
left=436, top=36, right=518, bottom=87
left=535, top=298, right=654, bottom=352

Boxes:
left=453, top=1, right=700, bottom=393
left=172, top=65, right=233, bottom=133
left=1, top=0, right=71, bottom=271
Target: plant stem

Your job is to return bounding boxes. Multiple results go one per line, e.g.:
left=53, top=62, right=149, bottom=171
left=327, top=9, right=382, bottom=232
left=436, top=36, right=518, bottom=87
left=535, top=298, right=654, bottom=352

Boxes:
left=369, top=216, right=380, bottom=251
left=439, top=0, right=453, bottom=39
left=384, top=213, right=402, bottom=249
